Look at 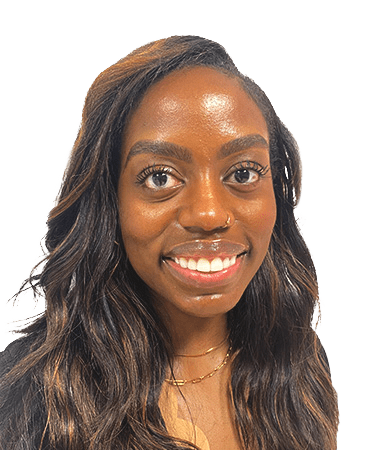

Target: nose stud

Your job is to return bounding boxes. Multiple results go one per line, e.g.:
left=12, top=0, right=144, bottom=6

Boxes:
left=221, top=214, right=232, bottom=229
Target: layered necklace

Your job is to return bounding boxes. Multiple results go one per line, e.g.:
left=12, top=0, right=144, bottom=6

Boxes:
left=165, top=336, right=231, bottom=386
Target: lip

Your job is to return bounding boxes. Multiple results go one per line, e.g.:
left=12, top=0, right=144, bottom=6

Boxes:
left=162, top=239, right=249, bottom=288
left=164, top=239, right=248, bottom=260
left=163, top=254, right=245, bottom=288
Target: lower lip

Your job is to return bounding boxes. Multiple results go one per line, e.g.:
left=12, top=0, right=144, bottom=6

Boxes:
left=163, top=255, right=244, bottom=288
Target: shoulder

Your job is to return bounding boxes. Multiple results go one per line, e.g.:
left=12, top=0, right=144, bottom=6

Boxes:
left=0, top=336, right=47, bottom=448
left=0, top=336, right=32, bottom=378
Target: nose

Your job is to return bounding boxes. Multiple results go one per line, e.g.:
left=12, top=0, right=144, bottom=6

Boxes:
left=177, top=179, right=234, bottom=232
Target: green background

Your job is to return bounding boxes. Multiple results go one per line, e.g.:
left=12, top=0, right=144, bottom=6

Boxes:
left=0, top=0, right=368, bottom=449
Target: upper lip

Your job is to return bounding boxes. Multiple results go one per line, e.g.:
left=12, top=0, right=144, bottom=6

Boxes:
left=164, top=239, right=249, bottom=260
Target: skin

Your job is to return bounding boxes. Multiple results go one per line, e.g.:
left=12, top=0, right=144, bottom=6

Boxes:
left=118, top=65, right=276, bottom=337
left=118, top=67, right=276, bottom=449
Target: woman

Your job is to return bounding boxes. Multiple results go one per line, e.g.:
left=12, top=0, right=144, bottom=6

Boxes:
left=0, top=36, right=338, bottom=449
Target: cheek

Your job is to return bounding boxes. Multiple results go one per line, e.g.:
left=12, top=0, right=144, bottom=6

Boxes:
left=118, top=194, right=172, bottom=252
left=255, top=199, right=277, bottom=233
left=240, top=190, right=276, bottom=244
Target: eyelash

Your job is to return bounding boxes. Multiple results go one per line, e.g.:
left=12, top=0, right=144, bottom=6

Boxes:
left=228, top=161, right=269, bottom=178
left=135, top=164, right=174, bottom=185
left=135, top=161, right=269, bottom=188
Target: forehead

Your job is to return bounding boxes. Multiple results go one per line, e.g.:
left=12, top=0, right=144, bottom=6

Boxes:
left=122, top=66, right=268, bottom=154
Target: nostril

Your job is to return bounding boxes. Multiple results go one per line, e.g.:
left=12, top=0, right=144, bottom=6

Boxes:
left=178, top=210, right=234, bottom=232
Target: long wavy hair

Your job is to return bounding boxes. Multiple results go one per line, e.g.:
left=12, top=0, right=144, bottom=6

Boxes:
left=0, top=36, right=338, bottom=449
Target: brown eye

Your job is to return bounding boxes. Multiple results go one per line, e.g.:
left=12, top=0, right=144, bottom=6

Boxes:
left=136, top=165, right=183, bottom=191
left=150, top=172, right=169, bottom=187
left=225, top=160, right=269, bottom=187
left=233, top=168, right=259, bottom=184
left=145, top=171, right=181, bottom=189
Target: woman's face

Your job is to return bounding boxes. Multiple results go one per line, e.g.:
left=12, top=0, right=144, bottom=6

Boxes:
left=118, top=67, right=276, bottom=319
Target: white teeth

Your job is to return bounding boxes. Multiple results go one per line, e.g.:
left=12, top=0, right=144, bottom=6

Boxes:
left=210, top=257, right=223, bottom=272
left=179, top=257, right=187, bottom=268
left=174, top=255, right=238, bottom=272
left=188, top=258, right=197, bottom=270
left=197, top=258, right=211, bottom=272
left=223, top=257, right=230, bottom=269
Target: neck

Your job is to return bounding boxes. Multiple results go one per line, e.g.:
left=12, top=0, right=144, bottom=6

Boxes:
left=160, top=308, right=229, bottom=357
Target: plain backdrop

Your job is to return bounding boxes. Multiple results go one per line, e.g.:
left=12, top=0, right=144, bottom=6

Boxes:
left=1, top=1, right=369, bottom=448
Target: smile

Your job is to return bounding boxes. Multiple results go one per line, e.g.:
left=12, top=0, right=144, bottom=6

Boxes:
left=173, top=256, right=237, bottom=273
left=164, top=254, right=244, bottom=288
left=162, top=239, right=249, bottom=287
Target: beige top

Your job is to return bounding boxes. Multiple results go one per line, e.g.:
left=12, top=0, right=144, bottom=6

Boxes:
left=159, top=385, right=210, bottom=450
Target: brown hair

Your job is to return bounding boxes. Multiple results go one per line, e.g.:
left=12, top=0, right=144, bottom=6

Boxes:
left=0, top=36, right=338, bottom=449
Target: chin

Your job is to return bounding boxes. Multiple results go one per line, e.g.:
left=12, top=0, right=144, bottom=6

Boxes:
left=152, top=288, right=246, bottom=320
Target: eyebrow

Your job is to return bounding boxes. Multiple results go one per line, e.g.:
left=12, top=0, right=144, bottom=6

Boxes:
left=218, top=135, right=269, bottom=158
left=123, top=134, right=269, bottom=167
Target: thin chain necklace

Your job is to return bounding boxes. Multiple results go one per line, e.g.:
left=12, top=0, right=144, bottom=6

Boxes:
left=174, top=335, right=230, bottom=358
left=165, top=345, right=232, bottom=386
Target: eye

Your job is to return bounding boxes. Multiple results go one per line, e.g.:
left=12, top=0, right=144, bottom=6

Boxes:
left=136, top=164, right=183, bottom=190
left=225, top=161, right=269, bottom=188
left=232, top=168, right=259, bottom=184
left=146, top=171, right=179, bottom=190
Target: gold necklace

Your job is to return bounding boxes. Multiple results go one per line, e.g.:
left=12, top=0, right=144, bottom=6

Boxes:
left=165, top=346, right=232, bottom=386
left=174, top=335, right=229, bottom=358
